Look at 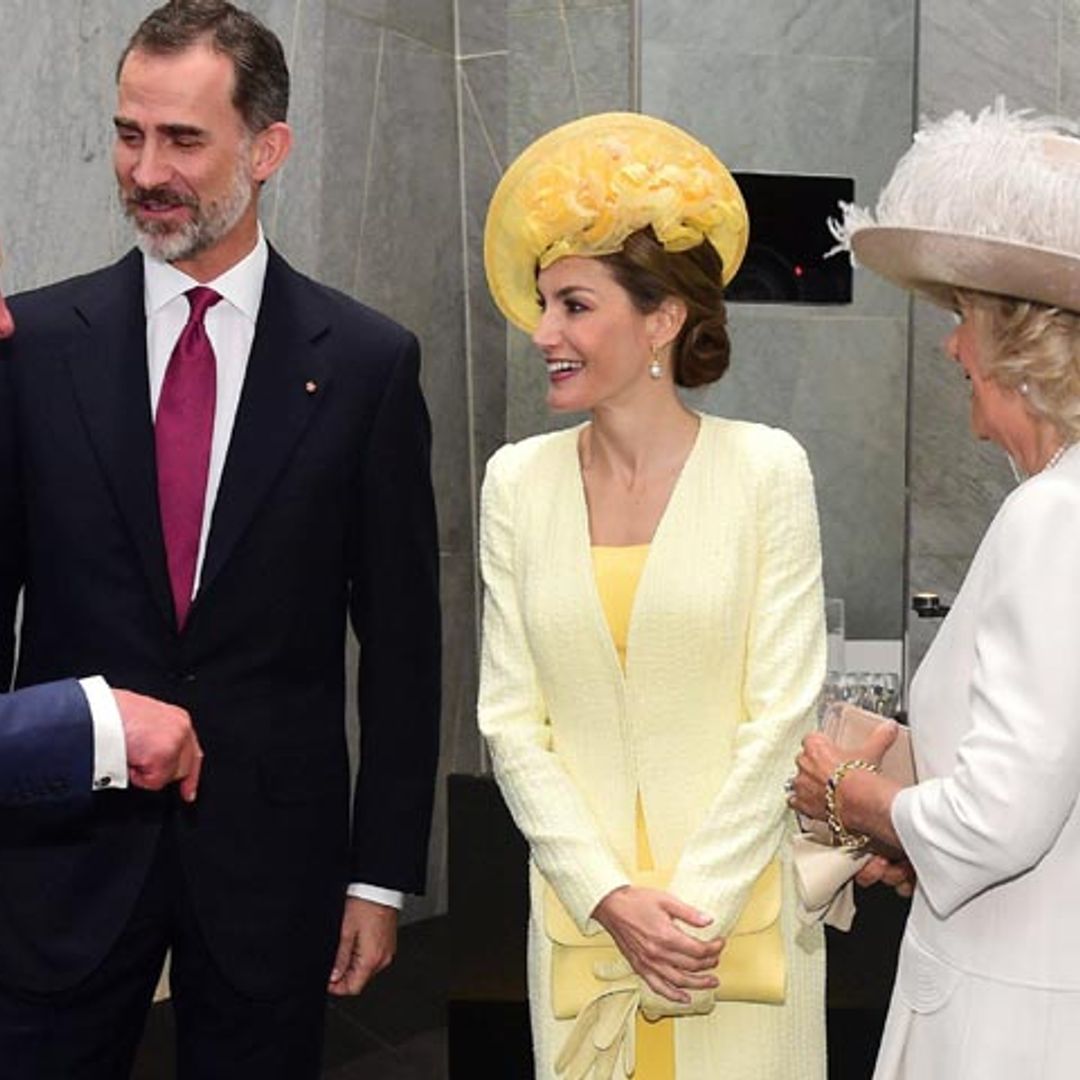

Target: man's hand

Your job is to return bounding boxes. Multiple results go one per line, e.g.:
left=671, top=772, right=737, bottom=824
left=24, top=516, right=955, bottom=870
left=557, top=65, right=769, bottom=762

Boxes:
left=113, top=689, right=203, bottom=801
left=328, top=897, right=398, bottom=997
left=855, top=854, right=916, bottom=898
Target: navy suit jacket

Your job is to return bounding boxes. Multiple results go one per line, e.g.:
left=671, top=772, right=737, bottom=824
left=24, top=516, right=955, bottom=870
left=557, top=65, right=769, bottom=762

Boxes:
left=0, top=248, right=441, bottom=995
left=0, top=679, right=92, bottom=807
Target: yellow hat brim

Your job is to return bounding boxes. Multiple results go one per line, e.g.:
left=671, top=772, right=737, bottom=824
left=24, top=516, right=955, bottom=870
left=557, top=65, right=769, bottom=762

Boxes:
left=484, top=112, right=748, bottom=333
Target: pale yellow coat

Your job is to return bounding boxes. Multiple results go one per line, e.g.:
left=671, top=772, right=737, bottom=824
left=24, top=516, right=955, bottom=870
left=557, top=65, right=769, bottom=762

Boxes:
left=478, top=415, right=827, bottom=1079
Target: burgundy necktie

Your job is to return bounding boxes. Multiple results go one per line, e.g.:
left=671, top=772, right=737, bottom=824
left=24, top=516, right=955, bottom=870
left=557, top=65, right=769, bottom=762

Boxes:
left=156, top=286, right=221, bottom=629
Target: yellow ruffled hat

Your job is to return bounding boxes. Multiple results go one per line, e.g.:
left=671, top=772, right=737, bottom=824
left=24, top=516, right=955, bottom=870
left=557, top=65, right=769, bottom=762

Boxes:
left=484, top=112, right=749, bottom=333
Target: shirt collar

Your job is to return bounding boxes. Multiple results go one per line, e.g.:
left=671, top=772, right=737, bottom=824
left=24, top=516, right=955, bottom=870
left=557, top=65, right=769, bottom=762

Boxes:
left=142, top=224, right=269, bottom=323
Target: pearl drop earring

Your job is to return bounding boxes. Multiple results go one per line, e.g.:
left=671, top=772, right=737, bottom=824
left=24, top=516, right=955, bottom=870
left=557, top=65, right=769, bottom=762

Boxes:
left=648, top=347, right=663, bottom=380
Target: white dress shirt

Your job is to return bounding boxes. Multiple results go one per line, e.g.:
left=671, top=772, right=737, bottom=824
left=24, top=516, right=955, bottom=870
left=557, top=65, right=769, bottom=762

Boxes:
left=85, top=675, right=126, bottom=790
left=137, top=229, right=399, bottom=909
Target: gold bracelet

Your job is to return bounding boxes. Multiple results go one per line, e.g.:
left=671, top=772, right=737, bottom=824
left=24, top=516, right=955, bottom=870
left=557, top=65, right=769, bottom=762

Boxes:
left=825, top=759, right=880, bottom=849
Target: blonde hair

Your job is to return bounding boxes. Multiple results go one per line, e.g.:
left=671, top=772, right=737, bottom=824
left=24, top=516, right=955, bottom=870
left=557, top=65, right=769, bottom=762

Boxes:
left=959, top=289, right=1080, bottom=441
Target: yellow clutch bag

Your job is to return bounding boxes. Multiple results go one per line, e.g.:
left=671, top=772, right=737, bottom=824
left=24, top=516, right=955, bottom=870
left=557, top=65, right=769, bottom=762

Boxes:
left=543, top=858, right=785, bottom=1020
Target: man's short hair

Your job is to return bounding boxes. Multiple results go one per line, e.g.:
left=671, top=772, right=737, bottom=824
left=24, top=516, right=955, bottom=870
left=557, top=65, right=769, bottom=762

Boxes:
left=118, top=1, right=289, bottom=133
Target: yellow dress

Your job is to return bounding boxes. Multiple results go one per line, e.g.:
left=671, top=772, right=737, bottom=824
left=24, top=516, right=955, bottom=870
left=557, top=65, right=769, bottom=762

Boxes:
left=592, top=544, right=675, bottom=1079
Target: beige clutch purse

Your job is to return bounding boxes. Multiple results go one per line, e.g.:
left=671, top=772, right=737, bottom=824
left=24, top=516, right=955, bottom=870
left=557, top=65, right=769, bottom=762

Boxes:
left=792, top=702, right=917, bottom=930
left=800, top=702, right=915, bottom=846
left=543, top=857, right=785, bottom=1020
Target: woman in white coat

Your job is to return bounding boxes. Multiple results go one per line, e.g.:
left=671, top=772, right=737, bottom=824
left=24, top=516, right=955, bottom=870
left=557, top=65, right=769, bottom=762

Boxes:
left=790, top=102, right=1080, bottom=1079
left=479, top=114, right=827, bottom=1078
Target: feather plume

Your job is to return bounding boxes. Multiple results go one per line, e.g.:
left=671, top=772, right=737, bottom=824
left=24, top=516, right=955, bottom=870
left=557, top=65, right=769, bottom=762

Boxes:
left=828, top=99, right=1080, bottom=263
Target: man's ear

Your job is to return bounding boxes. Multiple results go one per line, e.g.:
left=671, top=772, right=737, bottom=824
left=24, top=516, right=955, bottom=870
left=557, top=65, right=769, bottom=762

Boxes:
left=250, top=121, right=293, bottom=184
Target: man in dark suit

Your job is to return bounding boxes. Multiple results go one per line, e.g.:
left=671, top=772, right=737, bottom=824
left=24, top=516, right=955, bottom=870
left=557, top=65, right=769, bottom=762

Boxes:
left=0, top=3, right=441, bottom=1077
left=0, top=253, right=204, bottom=807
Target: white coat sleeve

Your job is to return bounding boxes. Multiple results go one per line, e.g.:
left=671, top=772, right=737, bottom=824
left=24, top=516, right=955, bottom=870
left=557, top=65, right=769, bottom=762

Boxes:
left=893, top=476, right=1080, bottom=918
left=477, top=446, right=630, bottom=929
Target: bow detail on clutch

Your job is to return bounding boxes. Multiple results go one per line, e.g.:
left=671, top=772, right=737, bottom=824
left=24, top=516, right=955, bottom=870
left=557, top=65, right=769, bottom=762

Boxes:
left=790, top=833, right=870, bottom=931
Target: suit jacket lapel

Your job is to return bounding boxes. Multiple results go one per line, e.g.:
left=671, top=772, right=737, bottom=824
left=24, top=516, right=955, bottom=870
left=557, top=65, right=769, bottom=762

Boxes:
left=195, top=249, right=331, bottom=607
left=66, top=251, right=175, bottom=627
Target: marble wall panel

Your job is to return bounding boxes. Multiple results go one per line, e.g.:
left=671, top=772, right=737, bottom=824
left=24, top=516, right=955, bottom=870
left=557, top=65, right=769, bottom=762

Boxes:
left=1059, top=0, right=1080, bottom=117
left=508, top=1, right=633, bottom=152
left=461, top=53, right=512, bottom=483
left=510, top=0, right=620, bottom=11
left=508, top=9, right=585, bottom=152
left=315, top=8, right=383, bottom=293
left=643, top=0, right=914, bottom=61
left=459, top=0, right=509, bottom=54
left=919, top=0, right=1060, bottom=116
left=564, top=6, right=633, bottom=116
left=331, top=0, right=455, bottom=52
left=349, top=32, right=469, bottom=556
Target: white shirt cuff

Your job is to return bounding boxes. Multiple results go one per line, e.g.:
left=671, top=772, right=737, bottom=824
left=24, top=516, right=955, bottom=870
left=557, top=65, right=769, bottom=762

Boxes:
left=80, top=676, right=128, bottom=791
left=346, top=883, right=404, bottom=909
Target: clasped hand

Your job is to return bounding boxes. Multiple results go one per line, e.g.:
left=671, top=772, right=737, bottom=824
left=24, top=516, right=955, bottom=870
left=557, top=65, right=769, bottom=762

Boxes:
left=591, top=885, right=723, bottom=1005
left=791, top=723, right=915, bottom=899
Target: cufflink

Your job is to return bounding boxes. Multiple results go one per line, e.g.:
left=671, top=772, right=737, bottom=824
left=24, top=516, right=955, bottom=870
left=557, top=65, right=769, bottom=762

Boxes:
left=305, top=380, right=318, bottom=394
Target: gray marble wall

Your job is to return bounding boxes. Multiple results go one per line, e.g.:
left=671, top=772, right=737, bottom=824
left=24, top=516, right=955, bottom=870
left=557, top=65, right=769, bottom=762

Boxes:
left=906, top=1, right=1080, bottom=665
left=640, top=0, right=916, bottom=638
left=0, top=0, right=489, bottom=921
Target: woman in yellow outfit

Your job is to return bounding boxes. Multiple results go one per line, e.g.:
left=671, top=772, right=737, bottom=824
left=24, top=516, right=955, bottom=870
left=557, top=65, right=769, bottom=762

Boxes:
left=479, top=113, right=827, bottom=1079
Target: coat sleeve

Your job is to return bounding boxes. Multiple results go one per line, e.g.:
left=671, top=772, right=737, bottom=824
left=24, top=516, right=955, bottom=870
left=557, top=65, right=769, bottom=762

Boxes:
left=347, top=331, right=441, bottom=894
left=893, top=476, right=1080, bottom=918
left=478, top=444, right=630, bottom=929
left=668, top=430, right=825, bottom=933
left=0, top=678, right=93, bottom=807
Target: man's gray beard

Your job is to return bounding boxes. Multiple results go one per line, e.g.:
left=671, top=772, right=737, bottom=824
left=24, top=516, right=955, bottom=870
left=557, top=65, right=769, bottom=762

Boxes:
left=125, top=159, right=253, bottom=264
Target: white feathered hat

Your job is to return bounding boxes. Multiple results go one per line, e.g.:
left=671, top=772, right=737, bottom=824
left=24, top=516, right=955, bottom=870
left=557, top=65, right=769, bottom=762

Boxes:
left=830, top=100, right=1080, bottom=313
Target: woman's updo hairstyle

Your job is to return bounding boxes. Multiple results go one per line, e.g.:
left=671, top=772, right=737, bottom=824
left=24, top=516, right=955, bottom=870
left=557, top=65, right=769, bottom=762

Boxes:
left=599, top=226, right=731, bottom=388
